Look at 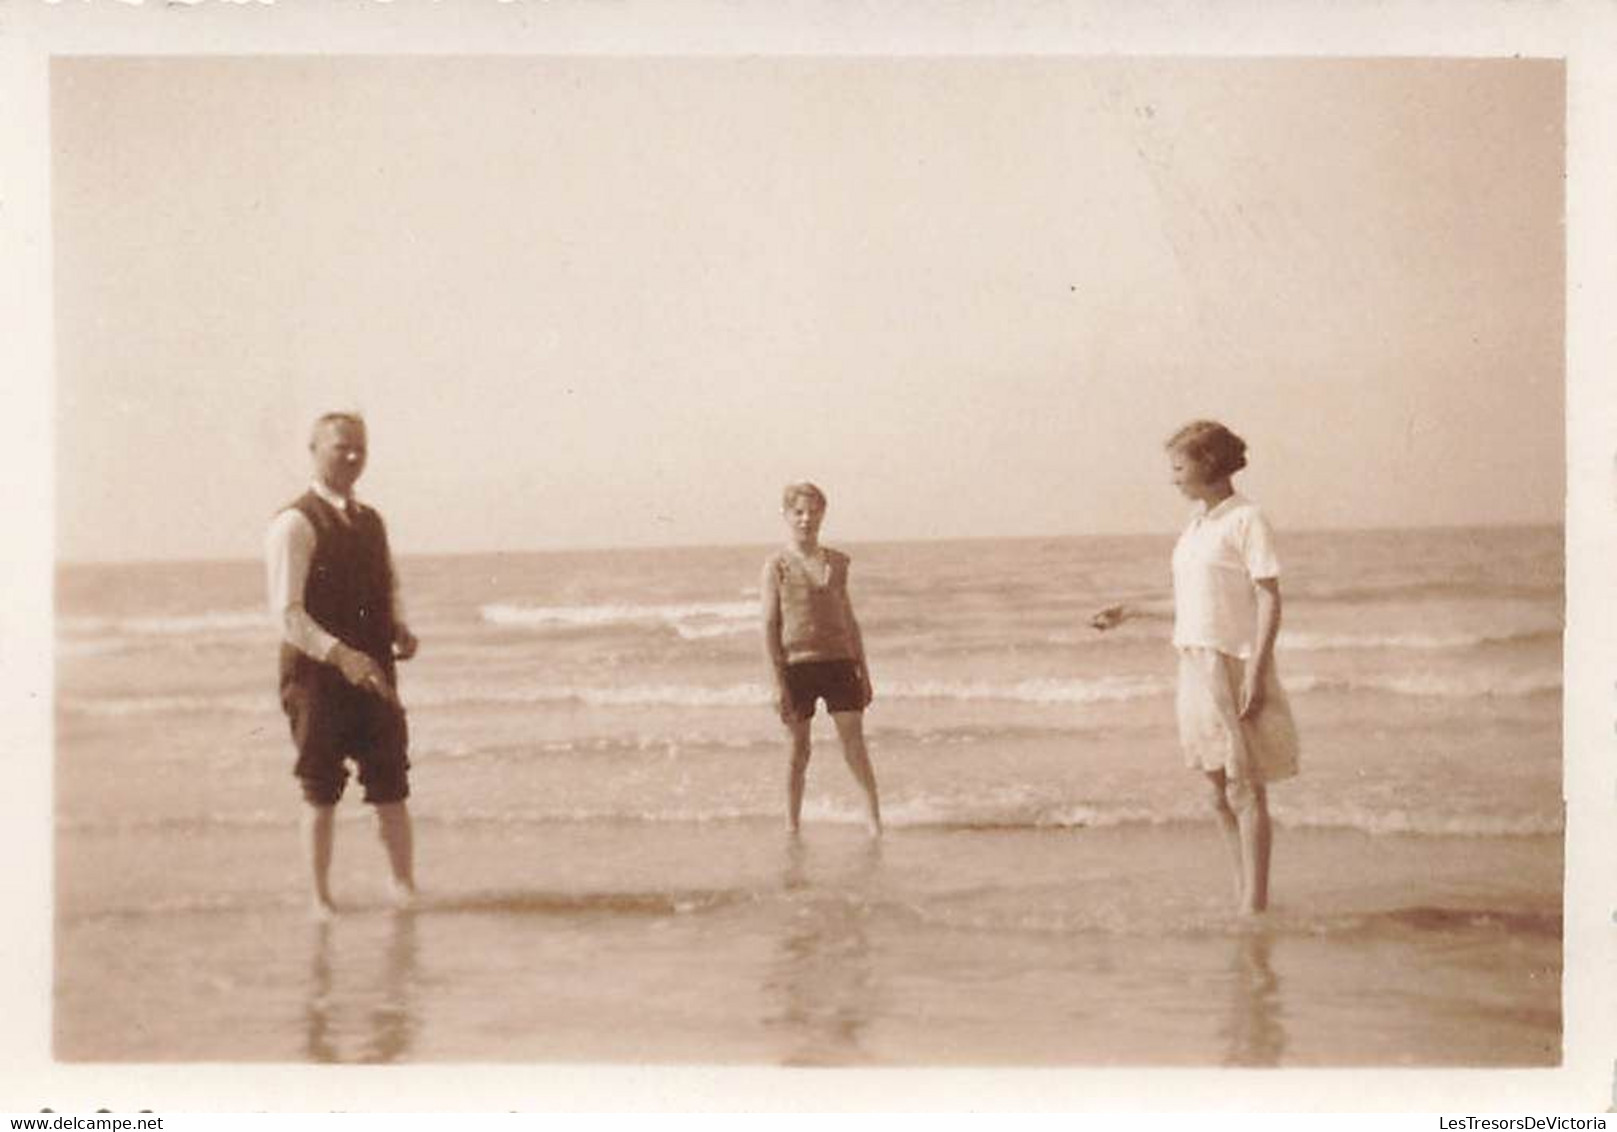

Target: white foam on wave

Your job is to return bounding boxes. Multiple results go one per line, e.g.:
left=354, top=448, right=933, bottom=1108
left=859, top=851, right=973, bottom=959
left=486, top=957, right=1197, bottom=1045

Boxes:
left=1280, top=626, right=1558, bottom=652
left=874, top=795, right=1196, bottom=830
left=409, top=675, right=1169, bottom=710
left=59, top=608, right=270, bottom=637
left=1293, top=579, right=1561, bottom=604
left=885, top=675, right=1169, bottom=705
left=63, top=891, right=307, bottom=923
left=60, top=692, right=271, bottom=718
left=862, top=792, right=1562, bottom=837
left=56, top=795, right=1560, bottom=840
left=57, top=681, right=774, bottom=717
left=1290, top=670, right=1561, bottom=699
left=57, top=663, right=1560, bottom=719
left=56, top=639, right=132, bottom=658
left=673, top=622, right=755, bottom=641
left=481, top=599, right=756, bottom=631
left=57, top=808, right=293, bottom=834
left=413, top=732, right=774, bottom=762
left=410, top=682, right=769, bottom=709
left=1054, top=625, right=1557, bottom=653
left=62, top=679, right=765, bottom=719
left=844, top=797, right=1562, bottom=838
left=1275, top=805, right=1562, bottom=838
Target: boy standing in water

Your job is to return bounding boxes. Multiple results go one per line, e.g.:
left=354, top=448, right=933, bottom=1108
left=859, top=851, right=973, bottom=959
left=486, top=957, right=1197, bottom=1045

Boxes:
left=761, top=483, right=882, bottom=837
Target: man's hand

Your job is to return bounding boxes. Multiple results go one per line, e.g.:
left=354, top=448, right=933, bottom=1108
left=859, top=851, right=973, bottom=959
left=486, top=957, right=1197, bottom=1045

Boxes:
left=393, top=626, right=419, bottom=662
left=330, top=643, right=399, bottom=705
left=857, top=664, right=874, bottom=709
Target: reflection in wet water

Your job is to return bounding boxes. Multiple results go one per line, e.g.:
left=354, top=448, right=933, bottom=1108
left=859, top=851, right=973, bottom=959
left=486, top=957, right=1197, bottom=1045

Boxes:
left=304, top=912, right=420, bottom=1064
left=1220, top=929, right=1285, bottom=1067
left=763, top=839, right=882, bottom=1066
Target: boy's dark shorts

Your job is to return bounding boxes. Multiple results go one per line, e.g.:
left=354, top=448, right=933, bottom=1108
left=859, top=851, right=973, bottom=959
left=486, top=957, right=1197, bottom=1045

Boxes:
left=281, top=667, right=410, bottom=806
left=783, top=659, right=868, bottom=720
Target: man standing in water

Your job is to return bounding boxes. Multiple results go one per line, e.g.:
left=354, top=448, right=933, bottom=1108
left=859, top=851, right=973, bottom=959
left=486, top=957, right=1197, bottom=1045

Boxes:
left=266, top=412, right=419, bottom=918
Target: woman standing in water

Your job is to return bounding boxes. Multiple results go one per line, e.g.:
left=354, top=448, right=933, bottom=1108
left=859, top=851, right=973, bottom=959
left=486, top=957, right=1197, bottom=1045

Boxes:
left=1094, top=421, right=1299, bottom=914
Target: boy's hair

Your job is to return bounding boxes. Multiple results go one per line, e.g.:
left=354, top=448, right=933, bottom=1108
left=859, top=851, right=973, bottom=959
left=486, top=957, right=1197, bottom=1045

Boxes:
left=781, top=481, right=828, bottom=512
left=1165, top=420, right=1248, bottom=480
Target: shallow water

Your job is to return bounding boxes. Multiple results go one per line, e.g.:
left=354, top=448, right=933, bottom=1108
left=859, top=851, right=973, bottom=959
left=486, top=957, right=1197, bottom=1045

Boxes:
left=54, top=527, right=1563, bottom=1064
left=56, top=819, right=1560, bottom=1065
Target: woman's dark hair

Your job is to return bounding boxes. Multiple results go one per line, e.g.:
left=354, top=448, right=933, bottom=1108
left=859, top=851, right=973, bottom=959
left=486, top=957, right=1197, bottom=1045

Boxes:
left=1165, top=420, right=1248, bottom=480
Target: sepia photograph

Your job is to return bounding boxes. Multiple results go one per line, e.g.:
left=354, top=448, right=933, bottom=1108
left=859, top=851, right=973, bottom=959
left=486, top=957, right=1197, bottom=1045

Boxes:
left=3, top=0, right=1613, bottom=1115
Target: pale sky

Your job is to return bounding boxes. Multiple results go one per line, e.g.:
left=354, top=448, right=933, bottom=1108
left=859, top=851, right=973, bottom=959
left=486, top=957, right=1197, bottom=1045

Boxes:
left=50, top=56, right=1564, bottom=563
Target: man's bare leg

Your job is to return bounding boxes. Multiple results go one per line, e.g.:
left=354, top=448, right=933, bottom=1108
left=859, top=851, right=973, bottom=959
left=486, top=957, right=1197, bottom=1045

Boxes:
left=304, top=803, right=338, bottom=920
left=376, top=800, right=417, bottom=908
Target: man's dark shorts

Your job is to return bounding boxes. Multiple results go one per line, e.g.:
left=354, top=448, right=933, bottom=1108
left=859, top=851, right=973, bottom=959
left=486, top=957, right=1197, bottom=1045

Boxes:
left=281, top=665, right=410, bottom=806
left=783, top=659, right=868, bottom=720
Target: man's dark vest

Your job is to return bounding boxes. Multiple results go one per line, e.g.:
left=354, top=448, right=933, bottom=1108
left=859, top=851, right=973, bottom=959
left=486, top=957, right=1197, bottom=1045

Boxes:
left=279, top=490, right=397, bottom=685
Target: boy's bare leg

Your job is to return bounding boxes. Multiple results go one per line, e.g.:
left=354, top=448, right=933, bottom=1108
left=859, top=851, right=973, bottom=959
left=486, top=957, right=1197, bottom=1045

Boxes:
left=831, top=711, right=881, bottom=837
left=375, top=800, right=417, bottom=907
left=786, top=718, right=813, bottom=833
left=1203, top=771, right=1244, bottom=907
left=303, top=803, right=338, bottom=919
left=1227, top=781, right=1272, bottom=915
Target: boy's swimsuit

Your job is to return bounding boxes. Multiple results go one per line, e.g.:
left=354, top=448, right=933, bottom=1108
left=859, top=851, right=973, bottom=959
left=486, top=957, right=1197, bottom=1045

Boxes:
left=782, top=660, right=867, bottom=719
left=770, top=547, right=868, bottom=718
left=1170, top=493, right=1300, bottom=783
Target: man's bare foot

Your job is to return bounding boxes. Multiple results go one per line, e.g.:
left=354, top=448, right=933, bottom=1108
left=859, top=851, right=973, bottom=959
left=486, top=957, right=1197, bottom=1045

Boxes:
left=310, top=897, right=338, bottom=923
left=388, top=880, right=418, bottom=912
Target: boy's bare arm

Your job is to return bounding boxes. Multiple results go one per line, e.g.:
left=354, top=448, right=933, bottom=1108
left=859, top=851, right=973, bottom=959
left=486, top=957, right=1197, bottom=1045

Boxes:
left=845, top=600, right=867, bottom=667
left=760, top=559, right=786, bottom=670
left=761, top=560, right=794, bottom=722
left=842, top=592, right=874, bottom=702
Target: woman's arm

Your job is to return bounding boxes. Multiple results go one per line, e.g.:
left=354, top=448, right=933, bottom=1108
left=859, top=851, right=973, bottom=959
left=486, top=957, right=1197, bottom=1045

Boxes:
left=1090, top=599, right=1173, bottom=631
left=1241, top=578, right=1282, bottom=719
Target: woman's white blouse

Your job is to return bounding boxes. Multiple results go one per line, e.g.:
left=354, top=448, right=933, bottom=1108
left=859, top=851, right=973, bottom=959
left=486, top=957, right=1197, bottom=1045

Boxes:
left=1170, top=493, right=1280, bottom=659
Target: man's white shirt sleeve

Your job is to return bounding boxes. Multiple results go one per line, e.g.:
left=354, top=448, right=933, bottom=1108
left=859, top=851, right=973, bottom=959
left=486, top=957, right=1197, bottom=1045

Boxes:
left=265, top=508, right=341, bottom=662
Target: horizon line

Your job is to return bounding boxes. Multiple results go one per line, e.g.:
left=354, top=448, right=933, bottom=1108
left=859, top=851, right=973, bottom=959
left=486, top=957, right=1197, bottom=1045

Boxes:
left=55, top=518, right=1565, bottom=571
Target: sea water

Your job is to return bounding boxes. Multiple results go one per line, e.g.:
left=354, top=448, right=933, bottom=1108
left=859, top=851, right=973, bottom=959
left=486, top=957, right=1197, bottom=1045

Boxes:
left=54, top=526, right=1563, bottom=1065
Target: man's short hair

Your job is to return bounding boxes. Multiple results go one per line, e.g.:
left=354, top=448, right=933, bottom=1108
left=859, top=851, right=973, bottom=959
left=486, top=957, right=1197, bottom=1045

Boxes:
left=310, top=412, right=366, bottom=445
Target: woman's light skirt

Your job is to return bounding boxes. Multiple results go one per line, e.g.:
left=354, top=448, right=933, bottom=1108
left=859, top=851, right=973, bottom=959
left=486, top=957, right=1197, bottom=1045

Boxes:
left=1175, top=647, right=1301, bottom=783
